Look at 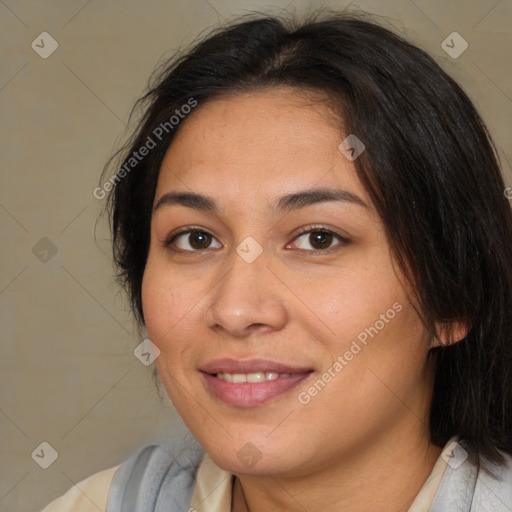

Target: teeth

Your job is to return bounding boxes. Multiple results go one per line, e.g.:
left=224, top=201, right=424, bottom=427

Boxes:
left=246, top=372, right=265, bottom=383
left=220, top=373, right=233, bottom=383
left=216, top=372, right=292, bottom=383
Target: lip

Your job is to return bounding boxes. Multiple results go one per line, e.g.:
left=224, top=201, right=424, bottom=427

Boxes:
left=199, top=358, right=315, bottom=407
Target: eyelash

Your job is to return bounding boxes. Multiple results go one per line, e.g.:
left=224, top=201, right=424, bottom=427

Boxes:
left=164, top=224, right=350, bottom=254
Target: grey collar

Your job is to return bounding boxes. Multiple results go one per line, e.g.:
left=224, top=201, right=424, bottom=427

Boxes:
left=107, top=438, right=512, bottom=511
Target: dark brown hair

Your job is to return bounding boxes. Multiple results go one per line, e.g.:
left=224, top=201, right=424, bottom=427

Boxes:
left=102, top=12, right=512, bottom=464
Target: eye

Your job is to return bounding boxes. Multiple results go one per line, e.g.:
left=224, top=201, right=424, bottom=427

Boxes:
left=165, top=228, right=222, bottom=252
left=164, top=226, right=348, bottom=253
left=287, top=227, right=349, bottom=252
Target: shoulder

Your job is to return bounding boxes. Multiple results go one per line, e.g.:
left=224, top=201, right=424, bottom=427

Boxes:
left=39, top=464, right=121, bottom=512
left=107, top=440, right=205, bottom=511
left=39, top=438, right=205, bottom=512
left=430, top=442, right=512, bottom=511
left=473, top=449, right=512, bottom=510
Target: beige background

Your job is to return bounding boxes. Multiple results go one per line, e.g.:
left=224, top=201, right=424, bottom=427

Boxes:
left=1, top=0, right=511, bottom=510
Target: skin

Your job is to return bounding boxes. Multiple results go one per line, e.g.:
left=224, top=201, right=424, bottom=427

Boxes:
left=141, top=87, right=464, bottom=512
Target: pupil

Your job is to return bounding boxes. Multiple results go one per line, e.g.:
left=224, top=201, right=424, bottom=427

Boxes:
left=190, top=231, right=210, bottom=249
left=311, top=231, right=332, bottom=249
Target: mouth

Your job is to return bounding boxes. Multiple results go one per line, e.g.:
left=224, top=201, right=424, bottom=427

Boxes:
left=199, top=358, right=315, bottom=407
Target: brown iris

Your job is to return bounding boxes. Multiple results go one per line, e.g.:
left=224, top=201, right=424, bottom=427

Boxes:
left=188, top=230, right=213, bottom=249
left=308, top=231, right=334, bottom=250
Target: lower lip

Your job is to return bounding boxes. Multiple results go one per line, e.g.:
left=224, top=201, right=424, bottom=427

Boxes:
left=201, top=372, right=313, bottom=407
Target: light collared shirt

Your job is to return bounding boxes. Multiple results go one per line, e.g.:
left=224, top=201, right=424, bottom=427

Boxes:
left=40, top=438, right=456, bottom=511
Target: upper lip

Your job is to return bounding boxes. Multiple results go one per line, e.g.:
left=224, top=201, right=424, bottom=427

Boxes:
left=200, top=358, right=314, bottom=375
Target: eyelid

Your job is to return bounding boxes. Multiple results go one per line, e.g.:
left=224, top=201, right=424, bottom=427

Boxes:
left=291, top=224, right=350, bottom=241
left=164, top=225, right=221, bottom=250
left=286, top=224, right=350, bottom=252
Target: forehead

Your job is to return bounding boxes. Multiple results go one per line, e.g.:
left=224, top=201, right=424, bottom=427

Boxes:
left=155, top=88, right=367, bottom=207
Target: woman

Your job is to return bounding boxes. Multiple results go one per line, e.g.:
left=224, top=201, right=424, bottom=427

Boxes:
left=41, top=11, right=512, bottom=512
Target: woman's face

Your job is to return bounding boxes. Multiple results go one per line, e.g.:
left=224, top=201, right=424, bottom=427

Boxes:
left=142, top=88, right=434, bottom=476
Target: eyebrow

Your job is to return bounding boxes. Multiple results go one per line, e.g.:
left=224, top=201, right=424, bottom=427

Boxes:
left=153, top=187, right=369, bottom=214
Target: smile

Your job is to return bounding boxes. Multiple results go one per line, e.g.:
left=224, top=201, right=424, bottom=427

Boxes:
left=199, top=358, right=314, bottom=407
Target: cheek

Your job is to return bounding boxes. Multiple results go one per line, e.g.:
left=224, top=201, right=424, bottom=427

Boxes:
left=141, top=261, right=205, bottom=352
left=291, top=263, right=405, bottom=350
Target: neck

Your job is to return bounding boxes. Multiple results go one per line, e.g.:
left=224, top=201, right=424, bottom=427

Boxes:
left=232, top=424, right=442, bottom=512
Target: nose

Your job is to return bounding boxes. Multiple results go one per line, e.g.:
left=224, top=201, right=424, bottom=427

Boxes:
left=204, top=248, right=288, bottom=339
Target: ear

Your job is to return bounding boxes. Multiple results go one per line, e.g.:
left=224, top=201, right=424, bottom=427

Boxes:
left=431, top=320, right=468, bottom=348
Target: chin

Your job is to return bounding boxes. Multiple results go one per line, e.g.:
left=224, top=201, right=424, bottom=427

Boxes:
left=209, top=449, right=293, bottom=476
left=200, top=430, right=307, bottom=475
